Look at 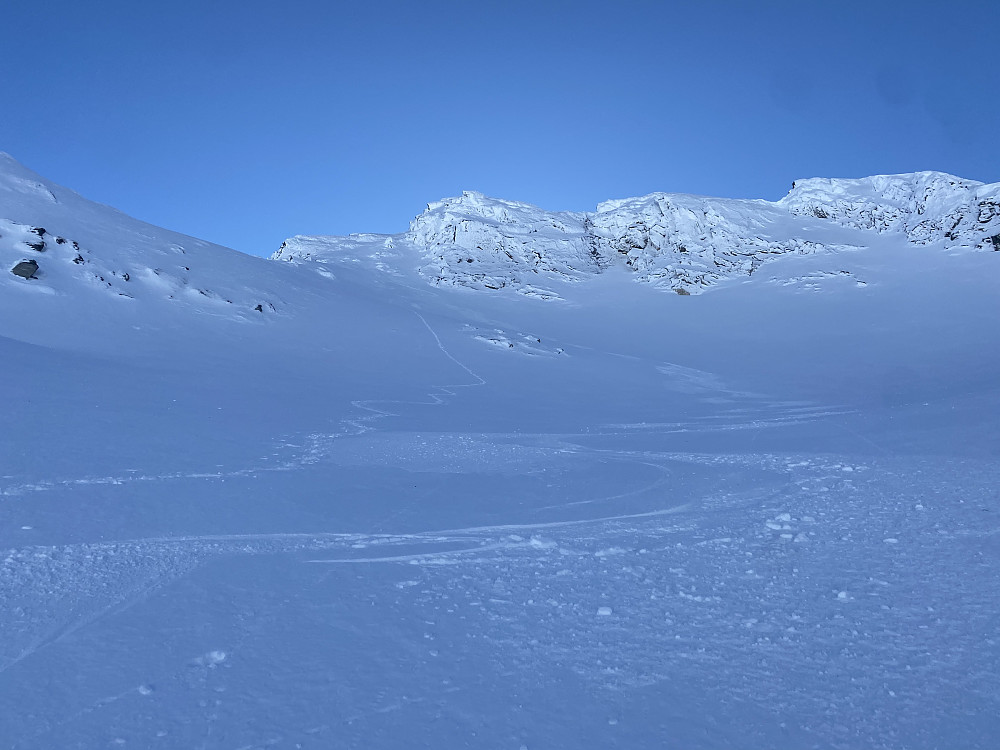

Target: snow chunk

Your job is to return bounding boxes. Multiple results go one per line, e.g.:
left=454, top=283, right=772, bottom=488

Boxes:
left=529, top=536, right=557, bottom=550
left=595, top=547, right=627, bottom=557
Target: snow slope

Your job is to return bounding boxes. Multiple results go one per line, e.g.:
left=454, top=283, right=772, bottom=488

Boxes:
left=2, top=153, right=1000, bottom=749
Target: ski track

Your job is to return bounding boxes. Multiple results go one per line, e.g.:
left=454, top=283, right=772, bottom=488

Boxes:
left=0, top=313, right=489, bottom=499
left=0, top=313, right=502, bottom=686
left=0, top=312, right=888, bottom=681
left=0, top=314, right=851, bottom=500
left=3, top=455, right=999, bottom=748
left=3, top=314, right=998, bottom=747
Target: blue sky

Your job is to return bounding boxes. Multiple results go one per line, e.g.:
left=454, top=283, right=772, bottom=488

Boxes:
left=3, top=0, right=997, bottom=256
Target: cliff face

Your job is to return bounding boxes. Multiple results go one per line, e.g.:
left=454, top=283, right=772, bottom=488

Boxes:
left=275, top=172, right=1000, bottom=297
left=780, top=172, right=1000, bottom=246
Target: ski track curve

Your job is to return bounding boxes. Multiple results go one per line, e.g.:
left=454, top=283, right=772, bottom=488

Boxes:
left=0, top=297, right=864, bottom=692
left=7, top=312, right=993, bottom=748
left=0, top=313, right=488, bottom=499
left=0, top=311, right=848, bottom=500
left=2, top=454, right=998, bottom=748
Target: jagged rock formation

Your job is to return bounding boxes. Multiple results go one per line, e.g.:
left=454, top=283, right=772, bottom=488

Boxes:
left=781, top=172, right=1000, bottom=246
left=274, top=172, right=1000, bottom=296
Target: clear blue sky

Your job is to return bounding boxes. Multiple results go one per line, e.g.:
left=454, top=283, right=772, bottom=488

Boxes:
left=3, top=0, right=997, bottom=256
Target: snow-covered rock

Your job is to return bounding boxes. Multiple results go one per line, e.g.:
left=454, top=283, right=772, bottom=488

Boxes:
left=779, top=171, right=1000, bottom=249
left=274, top=173, right=1000, bottom=296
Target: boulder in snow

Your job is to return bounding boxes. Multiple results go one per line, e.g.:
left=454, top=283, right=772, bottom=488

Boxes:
left=11, top=259, right=39, bottom=279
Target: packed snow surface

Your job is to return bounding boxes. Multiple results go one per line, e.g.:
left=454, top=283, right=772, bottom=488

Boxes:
left=2, top=152, right=999, bottom=749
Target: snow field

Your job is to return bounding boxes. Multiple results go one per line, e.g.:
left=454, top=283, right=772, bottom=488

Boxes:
left=2, top=153, right=999, bottom=747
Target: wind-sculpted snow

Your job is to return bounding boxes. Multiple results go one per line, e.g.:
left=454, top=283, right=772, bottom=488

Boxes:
left=274, top=172, right=1000, bottom=297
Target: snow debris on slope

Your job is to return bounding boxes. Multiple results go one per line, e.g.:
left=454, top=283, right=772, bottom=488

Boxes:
left=274, top=173, right=1000, bottom=297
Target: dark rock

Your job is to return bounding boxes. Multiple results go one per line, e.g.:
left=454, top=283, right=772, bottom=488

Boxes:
left=122, top=272, right=130, bottom=281
left=72, top=254, right=85, bottom=264
left=675, top=288, right=691, bottom=295
left=254, top=304, right=264, bottom=312
left=56, top=237, right=67, bottom=245
left=26, top=240, right=45, bottom=252
left=990, top=234, right=1000, bottom=251
left=30, top=227, right=46, bottom=237
left=11, top=259, right=39, bottom=279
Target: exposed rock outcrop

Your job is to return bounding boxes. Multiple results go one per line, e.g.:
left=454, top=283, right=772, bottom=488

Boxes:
left=11, top=259, right=38, bottom=279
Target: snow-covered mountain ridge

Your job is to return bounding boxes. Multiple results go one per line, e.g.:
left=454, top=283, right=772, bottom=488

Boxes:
left=4, top=150, right=996, bottom=304
left=274, top=171, right=1000, bottom=296
left=0, top=152, right=281, bottom=319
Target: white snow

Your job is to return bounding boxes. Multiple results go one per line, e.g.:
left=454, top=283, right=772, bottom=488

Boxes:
left=274, top=173, right=1000, bottom=296
left=1, top=152, right=999, bottom=749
